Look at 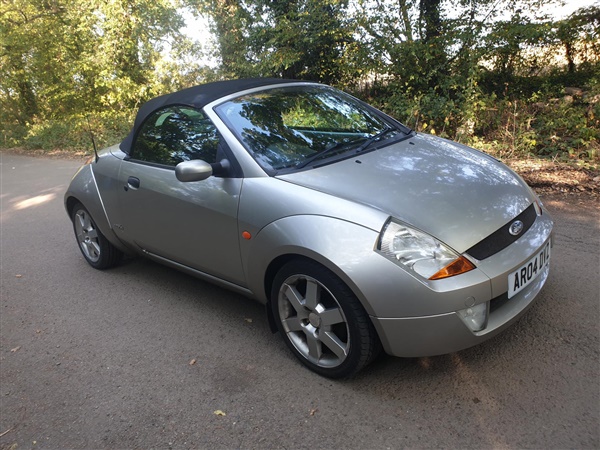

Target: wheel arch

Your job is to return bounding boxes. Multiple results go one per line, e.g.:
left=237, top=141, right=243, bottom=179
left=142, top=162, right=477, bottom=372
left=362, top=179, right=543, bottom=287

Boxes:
left=246, top=215, right=383, bottom=320
left=64, top=164, right=131, bottom=255
left=65, top=194, right=80, bottom=217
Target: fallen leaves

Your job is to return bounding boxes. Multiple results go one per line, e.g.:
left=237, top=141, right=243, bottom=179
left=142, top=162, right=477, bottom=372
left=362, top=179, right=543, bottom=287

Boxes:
left=507, top=159, right=599, bottom=196
left=213, top=410, right=226, bottom=417
left=189, top=359, right=197, bottom=366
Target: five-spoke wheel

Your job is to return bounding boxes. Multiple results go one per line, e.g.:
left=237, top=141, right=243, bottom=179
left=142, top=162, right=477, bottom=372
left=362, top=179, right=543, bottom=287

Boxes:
left=272, top=260, right=381, bottom=378
left=71, top=202, right=122, bottom=269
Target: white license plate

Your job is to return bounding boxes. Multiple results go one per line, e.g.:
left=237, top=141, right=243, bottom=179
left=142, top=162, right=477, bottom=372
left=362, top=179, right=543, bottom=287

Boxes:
left=508, top=240, right=551, bottom=299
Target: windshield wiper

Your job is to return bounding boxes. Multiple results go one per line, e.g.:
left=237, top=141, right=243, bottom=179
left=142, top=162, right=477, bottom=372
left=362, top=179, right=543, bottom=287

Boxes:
left=295, top=126, right=398, bottom=170
left=295, top=138, right=360, bottom=170
left=353, top=126, right=396, bottom=154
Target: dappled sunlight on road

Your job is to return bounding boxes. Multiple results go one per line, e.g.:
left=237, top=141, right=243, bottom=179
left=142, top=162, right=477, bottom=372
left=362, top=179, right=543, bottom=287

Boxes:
left=1, top=185, right=66, bottom=223
left=12, top=193, right=56, bottom=210
left=544, top=197, right=600, bottom=224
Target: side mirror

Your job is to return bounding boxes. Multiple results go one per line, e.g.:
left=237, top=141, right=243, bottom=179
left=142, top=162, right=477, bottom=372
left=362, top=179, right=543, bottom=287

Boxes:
left=175, top=160, right=213, bottom=182
left=175, top=159, right=232, bottom=182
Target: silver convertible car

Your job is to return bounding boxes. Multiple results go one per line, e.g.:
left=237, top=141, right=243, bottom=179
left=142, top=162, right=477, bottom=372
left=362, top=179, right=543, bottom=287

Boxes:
left=65, top=78, right=553, bottom=377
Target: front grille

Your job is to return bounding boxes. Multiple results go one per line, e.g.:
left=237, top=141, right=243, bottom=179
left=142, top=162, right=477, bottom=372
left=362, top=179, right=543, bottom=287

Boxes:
left=466, top=203, right=537, bottom=261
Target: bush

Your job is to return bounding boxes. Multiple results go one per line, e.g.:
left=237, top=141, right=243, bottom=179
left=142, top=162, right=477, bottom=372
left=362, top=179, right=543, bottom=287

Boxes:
left=351, top=70, right=599, bottom=164
left=2, top=112, right=133, bottom=154
left=468, top=79, right=599, bottom=161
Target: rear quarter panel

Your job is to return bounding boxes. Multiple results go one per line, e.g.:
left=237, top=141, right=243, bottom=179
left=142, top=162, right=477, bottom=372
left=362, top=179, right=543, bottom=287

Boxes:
left=64, top=150, right=131, bottom=254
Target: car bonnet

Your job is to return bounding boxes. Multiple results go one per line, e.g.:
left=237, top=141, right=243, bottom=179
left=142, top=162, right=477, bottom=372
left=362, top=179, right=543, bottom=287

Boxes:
left=277, top=133, right=535, bottom=253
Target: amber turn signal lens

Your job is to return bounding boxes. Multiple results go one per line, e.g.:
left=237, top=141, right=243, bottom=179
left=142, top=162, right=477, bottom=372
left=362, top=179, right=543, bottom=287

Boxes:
left=429, top=256, right=476, bottom=280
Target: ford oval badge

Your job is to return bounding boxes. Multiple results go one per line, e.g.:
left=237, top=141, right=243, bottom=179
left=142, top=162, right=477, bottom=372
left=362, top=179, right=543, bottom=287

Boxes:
left=509, top=220, right=524, bottom=236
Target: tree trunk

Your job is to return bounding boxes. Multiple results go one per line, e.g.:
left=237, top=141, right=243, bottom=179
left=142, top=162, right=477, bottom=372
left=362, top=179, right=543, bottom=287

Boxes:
left=420, top=0, right=442, bottom=42
left=565, top=41, right=576, bottom=73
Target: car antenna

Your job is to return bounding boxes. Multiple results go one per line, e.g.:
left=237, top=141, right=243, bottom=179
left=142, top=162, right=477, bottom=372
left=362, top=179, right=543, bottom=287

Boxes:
left=85, top=114, right=99, bottom=163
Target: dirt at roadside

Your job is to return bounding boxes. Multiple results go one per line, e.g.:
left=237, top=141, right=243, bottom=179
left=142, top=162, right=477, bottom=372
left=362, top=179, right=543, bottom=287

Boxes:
left=506, top=159, right=599, bottom=199
left=2, top=147, right=91, bottom=161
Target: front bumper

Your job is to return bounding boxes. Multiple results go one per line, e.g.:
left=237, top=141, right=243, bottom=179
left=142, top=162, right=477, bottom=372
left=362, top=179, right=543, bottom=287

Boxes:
left=371, top=261, right=550, bottom=357
left=366, top=208, right=553, bottom=358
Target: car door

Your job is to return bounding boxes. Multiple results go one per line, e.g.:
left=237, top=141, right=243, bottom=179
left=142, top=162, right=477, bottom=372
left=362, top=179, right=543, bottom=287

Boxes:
left=117, top=105, right=245, bottom=285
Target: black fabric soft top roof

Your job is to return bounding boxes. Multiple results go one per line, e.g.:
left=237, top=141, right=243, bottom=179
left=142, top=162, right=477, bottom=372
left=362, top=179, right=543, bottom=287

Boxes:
left=120, top=78, right=303, bottom=154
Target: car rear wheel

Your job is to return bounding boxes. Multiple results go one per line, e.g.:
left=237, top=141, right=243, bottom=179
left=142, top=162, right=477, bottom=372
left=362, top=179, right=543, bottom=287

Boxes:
left=71, top=202, right=122, bottom=269
left=271, top=260, right=381, bottom=378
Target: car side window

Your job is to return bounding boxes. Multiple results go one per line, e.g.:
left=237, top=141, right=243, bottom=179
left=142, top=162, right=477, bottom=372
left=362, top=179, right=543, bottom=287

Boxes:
left=131, top=106, right=220, bottom=166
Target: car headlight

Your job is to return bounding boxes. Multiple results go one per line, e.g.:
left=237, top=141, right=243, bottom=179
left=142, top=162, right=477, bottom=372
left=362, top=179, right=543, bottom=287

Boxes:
left=376, top=218, right=475, bottom=280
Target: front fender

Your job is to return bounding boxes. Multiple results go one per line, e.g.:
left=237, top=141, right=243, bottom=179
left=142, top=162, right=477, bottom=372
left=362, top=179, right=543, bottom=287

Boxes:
left=245, top=215, right=382, bottom=314
left=64, top=164, right=131, bottom=255
left=245, top=214, right=494, bottom=321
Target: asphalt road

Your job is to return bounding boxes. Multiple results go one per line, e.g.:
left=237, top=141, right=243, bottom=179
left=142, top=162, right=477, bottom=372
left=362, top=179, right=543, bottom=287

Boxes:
left=1, top=151, right=598, bottom=449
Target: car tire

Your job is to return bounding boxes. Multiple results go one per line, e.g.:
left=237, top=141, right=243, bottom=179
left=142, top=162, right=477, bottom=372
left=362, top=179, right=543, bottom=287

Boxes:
left=71, top=202, right=122, bottom=269
left=271, top=259, right=381, bottom=378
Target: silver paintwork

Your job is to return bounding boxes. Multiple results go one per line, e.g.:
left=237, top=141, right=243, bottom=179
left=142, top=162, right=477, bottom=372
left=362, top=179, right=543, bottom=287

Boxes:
left=115, top=159, right=245, bottom=284
left=65, top=149, right=130, bottom=255
left=175, top=160, right=213, bottom=182
left=278, top=133, right=535, bottom=253
left=372, top=252, right=551, bottom=357
left=64, top=81, right=554, bottom=360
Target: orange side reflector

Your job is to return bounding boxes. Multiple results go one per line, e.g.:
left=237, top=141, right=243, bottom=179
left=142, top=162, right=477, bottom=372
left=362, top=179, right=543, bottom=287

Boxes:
left=242, top=231, right=252, bottom=240
left=429, top=256, right=476, bottom=280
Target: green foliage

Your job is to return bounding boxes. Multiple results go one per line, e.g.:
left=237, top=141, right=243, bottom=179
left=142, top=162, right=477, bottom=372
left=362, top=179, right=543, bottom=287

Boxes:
left=465, top=76, right=600, bottom=160
left=6, top=112, right=132, bottom=153
left=1, top=0, right=598, bottom=164
left=0, top=0, right=185, bottom=150
left=191, top=0, right=354, bottom=83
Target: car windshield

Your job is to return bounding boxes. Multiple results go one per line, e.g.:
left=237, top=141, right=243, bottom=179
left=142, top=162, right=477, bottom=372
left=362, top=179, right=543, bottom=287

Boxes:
left=214, top=85, right=405, bottom=172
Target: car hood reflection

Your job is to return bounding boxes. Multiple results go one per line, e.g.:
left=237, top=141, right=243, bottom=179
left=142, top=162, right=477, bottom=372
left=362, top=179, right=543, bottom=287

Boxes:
left=278, top=133, right=534, bottom=253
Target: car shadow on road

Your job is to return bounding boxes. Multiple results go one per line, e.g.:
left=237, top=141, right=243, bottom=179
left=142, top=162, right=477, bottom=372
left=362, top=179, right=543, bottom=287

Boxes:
left=104, top=253, right=551, bottom=387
